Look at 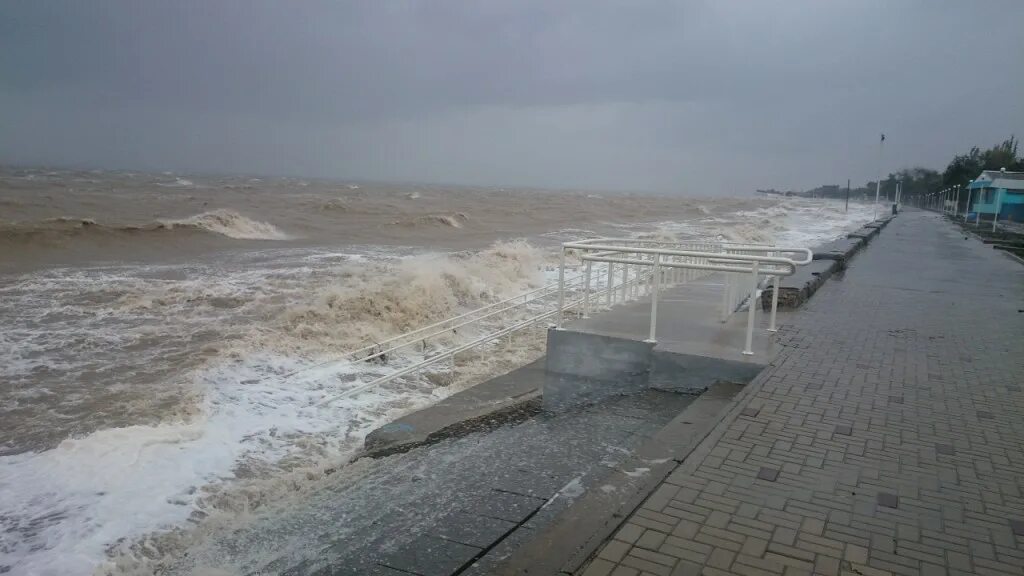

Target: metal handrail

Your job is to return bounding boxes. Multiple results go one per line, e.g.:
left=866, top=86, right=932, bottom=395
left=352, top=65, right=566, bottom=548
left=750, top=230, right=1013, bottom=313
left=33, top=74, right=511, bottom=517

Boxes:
left=557, top=238, right=810, bottom=355
left=339, top=275, right=580, bottom=363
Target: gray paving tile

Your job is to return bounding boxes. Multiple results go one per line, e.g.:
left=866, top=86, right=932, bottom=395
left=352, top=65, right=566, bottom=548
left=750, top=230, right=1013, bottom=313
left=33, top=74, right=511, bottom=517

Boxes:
left=877, top=492, right=899, bottom=509
left=379, top=534, right=481, bottom=576
left=430, top=512, right=517, bottom=548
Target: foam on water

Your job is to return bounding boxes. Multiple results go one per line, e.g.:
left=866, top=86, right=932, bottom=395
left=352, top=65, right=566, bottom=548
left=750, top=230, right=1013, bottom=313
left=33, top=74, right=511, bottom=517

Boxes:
left=0, top=353, right=458, bottom=575
left=156, top=178, right=195, bottom=188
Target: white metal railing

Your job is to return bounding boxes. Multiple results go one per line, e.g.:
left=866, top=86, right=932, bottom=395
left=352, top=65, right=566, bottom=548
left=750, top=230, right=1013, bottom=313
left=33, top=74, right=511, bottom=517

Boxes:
left=557, top=238, right=812, bottom=355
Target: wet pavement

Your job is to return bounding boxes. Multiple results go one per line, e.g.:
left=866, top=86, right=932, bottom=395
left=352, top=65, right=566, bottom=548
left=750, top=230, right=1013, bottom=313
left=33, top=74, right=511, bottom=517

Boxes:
left=156, top=389, right=697, bottom=575
left=573, top=210, right=1024, bottom=575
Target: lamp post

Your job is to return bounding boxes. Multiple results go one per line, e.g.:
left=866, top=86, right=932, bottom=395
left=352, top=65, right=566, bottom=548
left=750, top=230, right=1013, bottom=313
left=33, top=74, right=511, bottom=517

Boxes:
left=873, top=134, right=885, bottom=219
left=964, top=180, right=974, bottom=222
left=953, top=184, right=961, bottom=217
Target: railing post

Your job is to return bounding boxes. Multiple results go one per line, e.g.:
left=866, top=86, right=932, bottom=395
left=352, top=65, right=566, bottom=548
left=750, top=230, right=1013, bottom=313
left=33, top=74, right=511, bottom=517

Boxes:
left=556, top=248, right=566, bottom=328
left=768, top=274, right=779, bottom=332
left=720, top=272, right=731, bottom=322
left=621, top=263, right=629, bottom=302
left=743, top=262, right=759, bottom=355
left=993, top=189, right=1002, bottom=233
left=583, top=259, right=592, bottom=318
left=646, top=254, right=661, bottom=343
left=630, top=261, right=637, bottom=299
left=606, top=262, right=614, bottom=305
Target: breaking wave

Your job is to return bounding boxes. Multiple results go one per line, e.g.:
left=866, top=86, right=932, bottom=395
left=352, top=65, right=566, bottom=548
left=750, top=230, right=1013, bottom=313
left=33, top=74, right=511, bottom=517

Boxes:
left=0, top=210, right=289, bottom=244
left=156, top=177, right=195, bottom=187
left=157, top=209, right=290, bottom=240
left=394, top=212, right=470, bottom=229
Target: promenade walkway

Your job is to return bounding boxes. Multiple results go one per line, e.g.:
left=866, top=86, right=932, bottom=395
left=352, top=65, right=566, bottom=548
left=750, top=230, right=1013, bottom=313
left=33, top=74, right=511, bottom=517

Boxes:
left=581, top=210, right=1024, bottom=576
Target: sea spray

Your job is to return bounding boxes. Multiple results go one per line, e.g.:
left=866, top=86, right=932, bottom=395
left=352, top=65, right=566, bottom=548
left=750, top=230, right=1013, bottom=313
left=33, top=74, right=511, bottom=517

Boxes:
left=0, top=240, right=551, bottom=575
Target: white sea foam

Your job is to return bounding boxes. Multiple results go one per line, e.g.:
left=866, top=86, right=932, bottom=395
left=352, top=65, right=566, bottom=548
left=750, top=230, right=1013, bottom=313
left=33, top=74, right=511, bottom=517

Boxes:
left=156, top=177, right=195, bottom=187
left=0, top=353, right=451, bottom=576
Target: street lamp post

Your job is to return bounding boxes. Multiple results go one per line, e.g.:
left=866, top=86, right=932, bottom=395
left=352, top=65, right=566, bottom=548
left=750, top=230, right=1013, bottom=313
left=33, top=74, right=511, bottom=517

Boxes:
left=873, top=134, right=885, bottom=219
left=964, top=180, right=974, bottom=222
left=953, top=184, right=960, bottom=218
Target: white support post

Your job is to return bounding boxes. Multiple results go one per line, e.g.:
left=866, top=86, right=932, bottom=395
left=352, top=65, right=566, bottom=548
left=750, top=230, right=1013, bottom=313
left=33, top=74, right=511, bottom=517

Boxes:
left=720, top=272, right=731, bottom=322
left=768, top=274, right=779, bottom=332
left=964, top=187, right=973, bottom=222
left=953, top=185, right=960, bottom=217
left=743, top=262, right=759, bottom=356
left=626, top=258, right=634, bottom=297
left=993, top=189, right=1002, bottom=232
left=556, top=248, right=566, bottom=328
left=621, top=263, right=629, bottom=302
left=606, top=262, right=614, bottom=305
left=583, top=260, right=592, bottom=318
left=646, top=254, right=661, bottom=343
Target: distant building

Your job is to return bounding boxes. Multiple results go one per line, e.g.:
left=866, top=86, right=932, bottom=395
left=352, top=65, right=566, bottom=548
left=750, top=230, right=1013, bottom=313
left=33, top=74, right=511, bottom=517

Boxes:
left=969, top=169, right=1024, bottom=221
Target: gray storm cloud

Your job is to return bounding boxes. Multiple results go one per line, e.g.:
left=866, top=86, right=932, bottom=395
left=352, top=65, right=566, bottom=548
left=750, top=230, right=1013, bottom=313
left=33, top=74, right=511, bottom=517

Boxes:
left=2, top=0, right=1023, bottom=194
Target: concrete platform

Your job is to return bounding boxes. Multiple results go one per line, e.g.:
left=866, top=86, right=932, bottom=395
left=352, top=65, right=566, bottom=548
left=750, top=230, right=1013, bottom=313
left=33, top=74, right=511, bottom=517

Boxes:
left=363, top=359, right=545, bottom=457
left=566, top=273, right=784, bottom=363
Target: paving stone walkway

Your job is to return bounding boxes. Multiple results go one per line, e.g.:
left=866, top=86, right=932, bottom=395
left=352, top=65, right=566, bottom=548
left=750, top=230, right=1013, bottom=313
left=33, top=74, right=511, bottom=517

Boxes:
left=581, top=211, right=1024, bottom=576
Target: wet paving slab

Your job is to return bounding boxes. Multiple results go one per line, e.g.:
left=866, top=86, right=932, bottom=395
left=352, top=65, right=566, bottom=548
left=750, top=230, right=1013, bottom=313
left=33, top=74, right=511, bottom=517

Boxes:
left=160, top=389, right=697, bottom=576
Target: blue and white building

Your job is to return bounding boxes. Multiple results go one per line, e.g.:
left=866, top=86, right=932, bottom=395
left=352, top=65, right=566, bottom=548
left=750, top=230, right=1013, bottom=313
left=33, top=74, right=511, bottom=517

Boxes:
left=969, top=168, right=1024, bottom=221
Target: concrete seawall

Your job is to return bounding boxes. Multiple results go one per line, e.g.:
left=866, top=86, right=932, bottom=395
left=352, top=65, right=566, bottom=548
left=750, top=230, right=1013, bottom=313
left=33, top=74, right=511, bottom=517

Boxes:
left=761, top=215, right=894, bottom=310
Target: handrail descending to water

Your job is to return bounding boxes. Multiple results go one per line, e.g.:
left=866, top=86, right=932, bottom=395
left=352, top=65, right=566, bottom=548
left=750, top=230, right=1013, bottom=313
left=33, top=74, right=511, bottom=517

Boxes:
left=557, top=238, right=811, bottom=355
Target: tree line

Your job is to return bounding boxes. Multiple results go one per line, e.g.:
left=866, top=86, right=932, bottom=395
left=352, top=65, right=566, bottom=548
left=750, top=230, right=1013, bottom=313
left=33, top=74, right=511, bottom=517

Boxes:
left=806, top=136, right=1023, bottom=212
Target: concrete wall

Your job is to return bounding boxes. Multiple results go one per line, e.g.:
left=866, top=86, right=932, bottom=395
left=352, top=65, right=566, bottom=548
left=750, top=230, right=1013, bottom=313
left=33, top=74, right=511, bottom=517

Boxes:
left=543, top=329, right=765, bottom=412
left=543, top=329, right=653, bottom=412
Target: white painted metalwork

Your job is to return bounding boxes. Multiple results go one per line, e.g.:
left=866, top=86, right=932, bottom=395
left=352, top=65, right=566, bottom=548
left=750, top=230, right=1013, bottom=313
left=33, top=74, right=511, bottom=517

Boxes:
left=557, top=238, right=811, bottom=354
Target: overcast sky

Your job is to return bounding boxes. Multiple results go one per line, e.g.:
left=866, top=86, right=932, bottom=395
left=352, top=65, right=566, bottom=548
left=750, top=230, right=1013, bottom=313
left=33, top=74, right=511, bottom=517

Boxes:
left=2, top=1, right=1023, bottom=194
